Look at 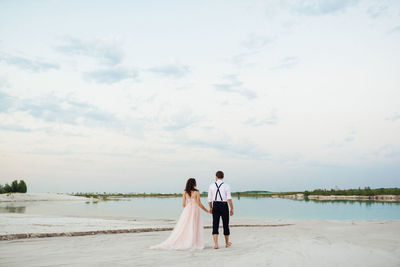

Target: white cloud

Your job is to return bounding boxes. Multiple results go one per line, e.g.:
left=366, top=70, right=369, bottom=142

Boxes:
left=54, top=37, right=123, bottom=66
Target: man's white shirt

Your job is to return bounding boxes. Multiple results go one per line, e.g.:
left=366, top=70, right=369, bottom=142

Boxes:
left=208, top=180, right=232, bottom=203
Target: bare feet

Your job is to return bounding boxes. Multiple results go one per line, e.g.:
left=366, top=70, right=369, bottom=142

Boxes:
left=226, top=242, right=232, bottom=248
left=214, top=245, right=219, bottom=249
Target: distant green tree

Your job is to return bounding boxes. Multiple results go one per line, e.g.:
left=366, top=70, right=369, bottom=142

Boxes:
left=306, top=187, right=400, bottom=196
left=3, top=183, right=11, bottom=193
left=18, top=180, right=27, bottom=193
left=11, top=180, right=19, bottom=192
left=0, top=180, right=28, bottom=194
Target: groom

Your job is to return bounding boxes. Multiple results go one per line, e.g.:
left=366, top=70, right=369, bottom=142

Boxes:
left=208, top=170, right=234, bottom=249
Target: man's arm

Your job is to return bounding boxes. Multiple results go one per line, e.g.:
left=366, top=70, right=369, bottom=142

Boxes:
left=226, top=185, right=234, bottom=216
left=207, top=185, right=213, bottom=212
left=227, top=199, right=234, bottom=216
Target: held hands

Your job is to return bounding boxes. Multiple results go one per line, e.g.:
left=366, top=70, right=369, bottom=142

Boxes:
left=209, top=208, right=213, bottom=214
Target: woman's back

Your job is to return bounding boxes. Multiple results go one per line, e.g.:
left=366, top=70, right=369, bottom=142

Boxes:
left=150, top=190, right=204, bottom=250
left=150, top=178, right=208, bottom=250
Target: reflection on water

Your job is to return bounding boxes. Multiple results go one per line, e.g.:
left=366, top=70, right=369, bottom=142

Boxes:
left=0, top=197, right=399, bottom=220
left=0, top=205, right=26, bottom=213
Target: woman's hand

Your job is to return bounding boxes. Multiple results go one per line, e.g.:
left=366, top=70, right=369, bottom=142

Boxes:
left=203, top=207, right=210, bottom=213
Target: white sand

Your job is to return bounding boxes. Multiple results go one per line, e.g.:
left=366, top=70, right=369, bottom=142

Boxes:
left=0, top=220, right=399, bottom=267
left=0, top=213, right=274, bottom=237
left=0, top=213, right=174, bottom=235
left=0, top=193, right=88, bottom=202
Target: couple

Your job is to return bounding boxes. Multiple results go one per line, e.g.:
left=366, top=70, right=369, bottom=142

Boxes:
left=150, top=171, right=234, bottom=250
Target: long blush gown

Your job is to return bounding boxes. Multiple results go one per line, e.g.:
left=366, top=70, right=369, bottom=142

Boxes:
left=150, top=194, right=204, bottom=250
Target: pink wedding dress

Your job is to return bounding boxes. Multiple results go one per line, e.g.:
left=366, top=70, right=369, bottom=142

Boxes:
left=150, top=195, right=204, bottom=250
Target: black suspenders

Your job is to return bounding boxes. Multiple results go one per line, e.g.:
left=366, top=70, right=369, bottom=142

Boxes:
left=214, top=182, right=224, bottom=201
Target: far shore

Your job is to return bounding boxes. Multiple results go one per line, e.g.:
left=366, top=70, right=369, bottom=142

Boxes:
left=70, top=190, right=400, bottom=202
left=1, top=189, right=400, bottom=203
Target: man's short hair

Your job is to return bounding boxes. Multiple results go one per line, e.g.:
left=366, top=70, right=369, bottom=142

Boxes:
left=216, top=171, right=224, bottom=179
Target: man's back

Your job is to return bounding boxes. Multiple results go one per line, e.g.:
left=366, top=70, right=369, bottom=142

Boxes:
left=208, top=171, right=234, bottom=249
left=208, top=180, right=232, bottom=202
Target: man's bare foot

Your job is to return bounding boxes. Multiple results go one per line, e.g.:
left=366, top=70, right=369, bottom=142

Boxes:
left=214, top=245, right=219, bottom=249
left=226, top=242, right=232, bottom=248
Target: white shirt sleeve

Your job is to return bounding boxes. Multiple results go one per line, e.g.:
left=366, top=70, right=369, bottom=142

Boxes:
left=207, top=184, right=213, bottom=203
left=226, top=184, right=232, bottom=200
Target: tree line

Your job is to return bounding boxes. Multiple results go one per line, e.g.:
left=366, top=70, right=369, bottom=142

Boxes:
left=0, top=180, right=27, bottom=194
left=304, top=187, right=400, bottom=197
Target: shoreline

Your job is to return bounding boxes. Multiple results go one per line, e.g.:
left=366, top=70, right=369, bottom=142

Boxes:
left=0, top=192, right=88, bottom=202
left=0, top=224, right=293, bottom=241
left=274, top=193, right=400, bottom=202
left=1, top=192, right=399, bottom=203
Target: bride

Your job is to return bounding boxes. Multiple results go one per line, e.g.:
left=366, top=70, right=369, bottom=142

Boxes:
left=150, top=178, right=210, bottom=250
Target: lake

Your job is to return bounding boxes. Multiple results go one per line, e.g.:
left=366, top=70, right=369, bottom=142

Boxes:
left=1, top=197, right=399, bottom=220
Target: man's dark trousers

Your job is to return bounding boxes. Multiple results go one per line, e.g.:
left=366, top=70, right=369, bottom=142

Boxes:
left=212, top=201, right=230, bottom=235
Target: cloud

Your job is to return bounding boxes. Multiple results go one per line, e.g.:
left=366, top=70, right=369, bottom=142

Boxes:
left=164, top=109, right=199, bottom=131
left=270, top=56, right=298, bottom=70
left=148, top=64, right=190, bottom=78
left=0, top=91, right=145, bottom=136
left=327, top=131, right=356, bottom=148
left=344, top=136, right=355, bottom=142
left=232, top=34, right=273, bottom=66
left=344, top=130, right=356, bottom=142
left=290, top=0, right=359, bottom=16
left=372, top=145, right=400, bottom=159
left=367, top=4, right=388, bottom=19
left=244, top=110, right=278, bottom=126
left=388, top=26, right=400, bottom=34
left=84, top=68, right=138, bottom=84
left=26, top=149, right=74, bottom=156
left=327, top=141, right=344, bottom=148
left=17, top=96, right=117, bottom=127
left=0, top=91, right=14, bottom=112
left=178, top=137, right=268, bottom=160
left=305, top=160, right=343, bottom=168
left=54, top=37, right=123, bottom=66
left=279, top=153, right=302, bottom=164
left=0, top=124, right=31, bottom=132
left=0, top=77, right=9, bottom=88
left=232, top=50, right=260, bottom=66
left=0, top=53, right=59, bottom=72
left=241, top=34, right=273, bottom=51
left=214, top=75, right=257, bottom=99
left=385, top=113, right=400, bottom=122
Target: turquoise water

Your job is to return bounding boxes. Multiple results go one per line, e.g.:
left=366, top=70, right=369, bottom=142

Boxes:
left=1, top=197, right=399, bottom=220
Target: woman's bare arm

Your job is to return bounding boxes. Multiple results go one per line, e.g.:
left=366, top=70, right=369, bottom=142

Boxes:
left=182, top=192, right=186, bottom=208
left=196, top=191, right=209, bottom=213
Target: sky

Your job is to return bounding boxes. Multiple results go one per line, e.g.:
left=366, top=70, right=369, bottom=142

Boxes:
left=0, top=0, right=399, bottom=193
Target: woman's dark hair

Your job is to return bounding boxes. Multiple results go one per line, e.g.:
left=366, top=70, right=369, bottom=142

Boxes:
left=185, top=178, right=198, bottom=197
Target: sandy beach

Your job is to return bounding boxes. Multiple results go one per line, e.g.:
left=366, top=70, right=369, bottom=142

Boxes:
left=1, top=194, right=399, bottom=266
left=0, top=193, right=88, bottom=202
left=1, top=220, right=399, bottom=267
